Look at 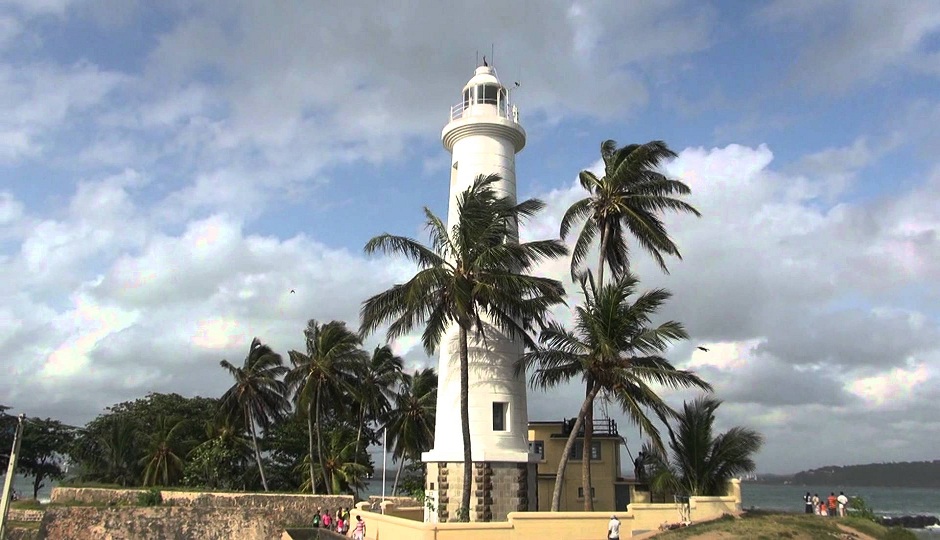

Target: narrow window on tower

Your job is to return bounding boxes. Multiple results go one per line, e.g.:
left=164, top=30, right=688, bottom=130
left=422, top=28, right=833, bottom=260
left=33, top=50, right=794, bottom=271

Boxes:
left=492, top=402, right=508, bottom=431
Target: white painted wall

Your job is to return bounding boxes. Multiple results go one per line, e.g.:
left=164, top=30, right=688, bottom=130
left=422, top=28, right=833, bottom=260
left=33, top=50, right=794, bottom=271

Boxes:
left=422, top=67, right=533, bottom=464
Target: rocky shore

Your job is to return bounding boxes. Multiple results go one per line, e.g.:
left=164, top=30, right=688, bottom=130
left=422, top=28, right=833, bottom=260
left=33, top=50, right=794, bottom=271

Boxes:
left=876, top=515, right=940, bottom=529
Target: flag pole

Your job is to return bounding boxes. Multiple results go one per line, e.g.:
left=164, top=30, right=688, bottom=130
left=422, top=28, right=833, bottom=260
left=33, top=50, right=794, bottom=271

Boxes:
left=381, top=427, right=387, bottom=512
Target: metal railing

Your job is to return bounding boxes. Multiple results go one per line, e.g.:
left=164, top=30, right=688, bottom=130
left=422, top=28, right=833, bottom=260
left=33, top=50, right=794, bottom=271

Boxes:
left=561, top=417, right=619, bottom=437
left=449, top=99, right=519, bottom=123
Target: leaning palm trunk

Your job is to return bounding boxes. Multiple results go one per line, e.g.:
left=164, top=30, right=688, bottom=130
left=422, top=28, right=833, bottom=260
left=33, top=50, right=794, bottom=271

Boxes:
left=246, top=406, right=269, bottom=492
left=552, top=383, right=601, bottom=511
left=581, top=223, right=611, bottom=511
left=459, top=324, right=473, bottom=521
left=307, top=400, right=317, bottom=494
left=581, top=378, right=595, bottom=510
left=392, top=456, right=406, bottom=495
left=354, top=405, right=366, bottom=498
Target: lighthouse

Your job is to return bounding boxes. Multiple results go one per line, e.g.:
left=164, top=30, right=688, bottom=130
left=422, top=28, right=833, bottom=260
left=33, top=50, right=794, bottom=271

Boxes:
left=421, top=65, right=537, bottom=522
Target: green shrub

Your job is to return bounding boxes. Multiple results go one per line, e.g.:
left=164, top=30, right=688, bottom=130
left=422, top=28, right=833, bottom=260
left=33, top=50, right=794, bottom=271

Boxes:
left=137, top=488, right=163, bottom=506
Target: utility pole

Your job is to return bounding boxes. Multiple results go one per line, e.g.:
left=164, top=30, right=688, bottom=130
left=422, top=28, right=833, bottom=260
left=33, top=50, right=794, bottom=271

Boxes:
left=0, top=413, right=26, bottom=540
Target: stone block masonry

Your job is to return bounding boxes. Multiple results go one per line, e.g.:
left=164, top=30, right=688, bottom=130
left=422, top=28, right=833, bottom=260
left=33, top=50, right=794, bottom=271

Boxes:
left=427, top=461, right=536, bottom=522
left=44, top=487, right=355, bottom=539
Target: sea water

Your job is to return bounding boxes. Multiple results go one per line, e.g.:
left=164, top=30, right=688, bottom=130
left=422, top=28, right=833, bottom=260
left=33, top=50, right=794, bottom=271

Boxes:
left=741, top=483, right=940, bottom=517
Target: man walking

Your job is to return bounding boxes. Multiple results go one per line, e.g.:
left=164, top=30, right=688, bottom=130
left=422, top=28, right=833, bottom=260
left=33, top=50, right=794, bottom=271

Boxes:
left=608, top=514, right=621, bottom=540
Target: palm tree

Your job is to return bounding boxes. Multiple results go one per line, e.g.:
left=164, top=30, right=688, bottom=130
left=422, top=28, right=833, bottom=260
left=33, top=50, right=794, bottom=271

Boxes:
left=319, top=427, right=371, bottom=495
left=560, top=139, right=700, bottom=509
left=643, top=396, right=763, bottom=497
left=522, top=272, right=711, bottom=511
left=139, top=415, right=188, bottom=486
left=360, top=174, right=567, bottom=519
left=385, top=367, right=437, bottom=494
left=219, top=337, right=289, bottom=492
left=354, top=346, right=404, bottom=469
left=88, top=416, right=137, bottom=487
left=286, top=320, right=366, bottom=494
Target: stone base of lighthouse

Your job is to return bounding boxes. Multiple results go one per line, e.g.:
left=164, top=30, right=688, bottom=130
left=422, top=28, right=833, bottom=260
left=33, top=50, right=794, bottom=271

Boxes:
left=425, top=461, right=537, bottom=522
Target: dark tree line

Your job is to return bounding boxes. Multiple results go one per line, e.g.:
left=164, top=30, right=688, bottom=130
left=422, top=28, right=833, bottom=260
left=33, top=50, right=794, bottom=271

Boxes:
left=791, top=461, right=940, bottom=489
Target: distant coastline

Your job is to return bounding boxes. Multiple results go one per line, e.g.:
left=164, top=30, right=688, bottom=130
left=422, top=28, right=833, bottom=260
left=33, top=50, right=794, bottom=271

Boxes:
left=747, top=460, right=940, bottom=489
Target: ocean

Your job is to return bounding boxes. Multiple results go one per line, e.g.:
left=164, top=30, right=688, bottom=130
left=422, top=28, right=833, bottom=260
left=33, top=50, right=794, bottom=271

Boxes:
left=740, top=483, right=940, bottom=517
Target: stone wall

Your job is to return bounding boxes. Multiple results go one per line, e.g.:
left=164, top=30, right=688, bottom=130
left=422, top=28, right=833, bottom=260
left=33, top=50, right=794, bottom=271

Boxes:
left=45, top=487, right=356, bottom=539
left=40, top=506, right=283, bottom=540
left=428, top=461, right=535, bottom=522
left=8, top=509, right=44, bottom=522
left=51, top=487, right=352, bottom=524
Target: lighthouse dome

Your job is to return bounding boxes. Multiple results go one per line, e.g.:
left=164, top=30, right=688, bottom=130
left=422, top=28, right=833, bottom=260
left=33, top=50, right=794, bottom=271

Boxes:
left=459, top=65, right=509, bottom=112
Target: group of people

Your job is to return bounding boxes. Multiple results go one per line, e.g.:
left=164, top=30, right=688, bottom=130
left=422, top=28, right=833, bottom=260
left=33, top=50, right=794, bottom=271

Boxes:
left=312, top=507, right=366, bottom=539
left=803, top=491, right=849, bottom=517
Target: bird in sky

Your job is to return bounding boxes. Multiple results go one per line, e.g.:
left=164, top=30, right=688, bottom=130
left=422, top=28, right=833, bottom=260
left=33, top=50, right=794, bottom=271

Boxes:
left=290, top=289, right=295, bottom=294
left=697, top=346, right=709, bottom=352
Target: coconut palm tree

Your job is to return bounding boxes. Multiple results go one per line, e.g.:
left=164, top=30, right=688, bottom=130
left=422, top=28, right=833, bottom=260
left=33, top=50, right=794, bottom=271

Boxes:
left=560, top=139, right=700, bottom=509
left=286, top=320, right=366, bottom=494
left=360, top=174, right=567, bottom=520
left=643, top=396, right=763, bottom=497
left=522, top=272, right=711, bottom=511
left=219, top=337, right=289, bottom=492
left=139, top=415, right=188, bottom=486
left=385, top=367, right=437, bottom=494
left=353, top=345, right=404, bottom=468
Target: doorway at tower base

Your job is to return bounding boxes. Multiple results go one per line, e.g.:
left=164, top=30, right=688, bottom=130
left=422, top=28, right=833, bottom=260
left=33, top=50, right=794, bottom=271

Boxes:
left=424, top=461, right=537, bottom=522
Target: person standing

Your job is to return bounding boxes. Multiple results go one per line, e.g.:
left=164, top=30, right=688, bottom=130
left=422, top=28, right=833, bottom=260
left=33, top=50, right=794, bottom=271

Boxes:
left=827, top=493, right=838, bottom=518
left=837, top=492, right=849, bottom=517
left=804, top=492, right=813, bottom=514
left=608, top=515, right=621, bottom=540
left=352, top=515, right=366, bottom=540
left=312, top=508, right=321, bottom=529
left=322, top=509, right=332, bottom=530
left=812, top=493, right=820, bottom=515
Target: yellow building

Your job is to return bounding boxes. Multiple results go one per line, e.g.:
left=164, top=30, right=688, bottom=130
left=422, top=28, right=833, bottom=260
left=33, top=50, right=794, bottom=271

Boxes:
left=527, top=418, right=634, bottom=512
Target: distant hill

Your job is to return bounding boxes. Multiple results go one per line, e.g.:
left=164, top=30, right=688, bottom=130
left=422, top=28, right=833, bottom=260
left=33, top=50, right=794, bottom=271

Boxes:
left=752, top=461, right=940, bottom=488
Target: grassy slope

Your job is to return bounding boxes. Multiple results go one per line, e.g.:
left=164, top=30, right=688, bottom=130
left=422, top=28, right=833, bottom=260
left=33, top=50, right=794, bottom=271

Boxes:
left=654, top=511, right=917, bottom=540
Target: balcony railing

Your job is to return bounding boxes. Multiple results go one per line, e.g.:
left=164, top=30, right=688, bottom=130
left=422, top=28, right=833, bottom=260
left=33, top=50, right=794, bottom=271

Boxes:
left=449, top=99, right=519, bottom=123
left=561, top=417, right=619, bottom=437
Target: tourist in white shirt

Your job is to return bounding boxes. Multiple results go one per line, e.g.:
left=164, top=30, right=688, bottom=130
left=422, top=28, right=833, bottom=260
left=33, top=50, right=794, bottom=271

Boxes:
left=608, top=515, right=621, bottom=539
left=837, top=492, right=849, bottom=517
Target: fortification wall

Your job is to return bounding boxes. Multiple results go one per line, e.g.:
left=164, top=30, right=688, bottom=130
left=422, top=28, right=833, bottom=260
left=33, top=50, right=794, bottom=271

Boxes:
left=44, top=487, right=356, bottom=539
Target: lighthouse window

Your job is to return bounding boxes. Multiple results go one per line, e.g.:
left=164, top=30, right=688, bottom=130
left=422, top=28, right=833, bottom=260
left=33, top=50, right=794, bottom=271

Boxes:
left=478, top=84, right=499, bottom=105
left=492, top=402, right=508, bottom=431
left=463, top=88, right=471, bottom=108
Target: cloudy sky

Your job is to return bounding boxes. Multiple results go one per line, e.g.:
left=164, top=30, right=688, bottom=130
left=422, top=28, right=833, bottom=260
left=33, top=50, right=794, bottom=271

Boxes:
left=2, top=0, right=940, bottom=475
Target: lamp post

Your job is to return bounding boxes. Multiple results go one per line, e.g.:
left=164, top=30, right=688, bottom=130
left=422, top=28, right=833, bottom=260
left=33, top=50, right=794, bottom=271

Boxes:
left=0, top=414, right=26, bottom=539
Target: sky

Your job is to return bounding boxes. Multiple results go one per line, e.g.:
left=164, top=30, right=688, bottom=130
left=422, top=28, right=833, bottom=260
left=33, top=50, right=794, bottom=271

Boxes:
left=1, top=0, right=939, bottom=475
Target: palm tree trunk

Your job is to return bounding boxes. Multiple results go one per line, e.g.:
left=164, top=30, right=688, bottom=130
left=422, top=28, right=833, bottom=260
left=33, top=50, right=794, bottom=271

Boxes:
left=315, top=383, right=330, bottom=494
left=458, top=324, right=472, bottom=522
left=551, top=383, right=601, bottom=511
left=582, top=379, right=594, bottom=511
left=392, top=456, right=405, bottom=495
left=247, top=405, right=269, bottom=492
left=354, top=403, right=366, bottom=498
left=307, top=399, right=317, bottom=495
left=581, top=223, right=610, bottom=511
left=596, top=221, right=610, bottom=288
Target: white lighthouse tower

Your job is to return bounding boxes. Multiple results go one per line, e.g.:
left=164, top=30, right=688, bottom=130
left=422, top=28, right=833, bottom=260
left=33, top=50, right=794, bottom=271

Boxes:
left=422, top=64, right=537, bottom=522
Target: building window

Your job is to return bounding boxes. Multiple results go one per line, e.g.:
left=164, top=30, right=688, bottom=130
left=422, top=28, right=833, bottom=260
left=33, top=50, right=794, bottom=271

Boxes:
left=569, top=441, right=602, bottom=460
left=529, top=440, right=544, bottom=460
left=492, top=402, right=508, bottom=431
left=577, top=487, right=596, bottom=499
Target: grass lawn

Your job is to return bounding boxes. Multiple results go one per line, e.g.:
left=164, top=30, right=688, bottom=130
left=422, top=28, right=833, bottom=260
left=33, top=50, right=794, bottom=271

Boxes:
left=652, top=511, right=917, bottom=539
